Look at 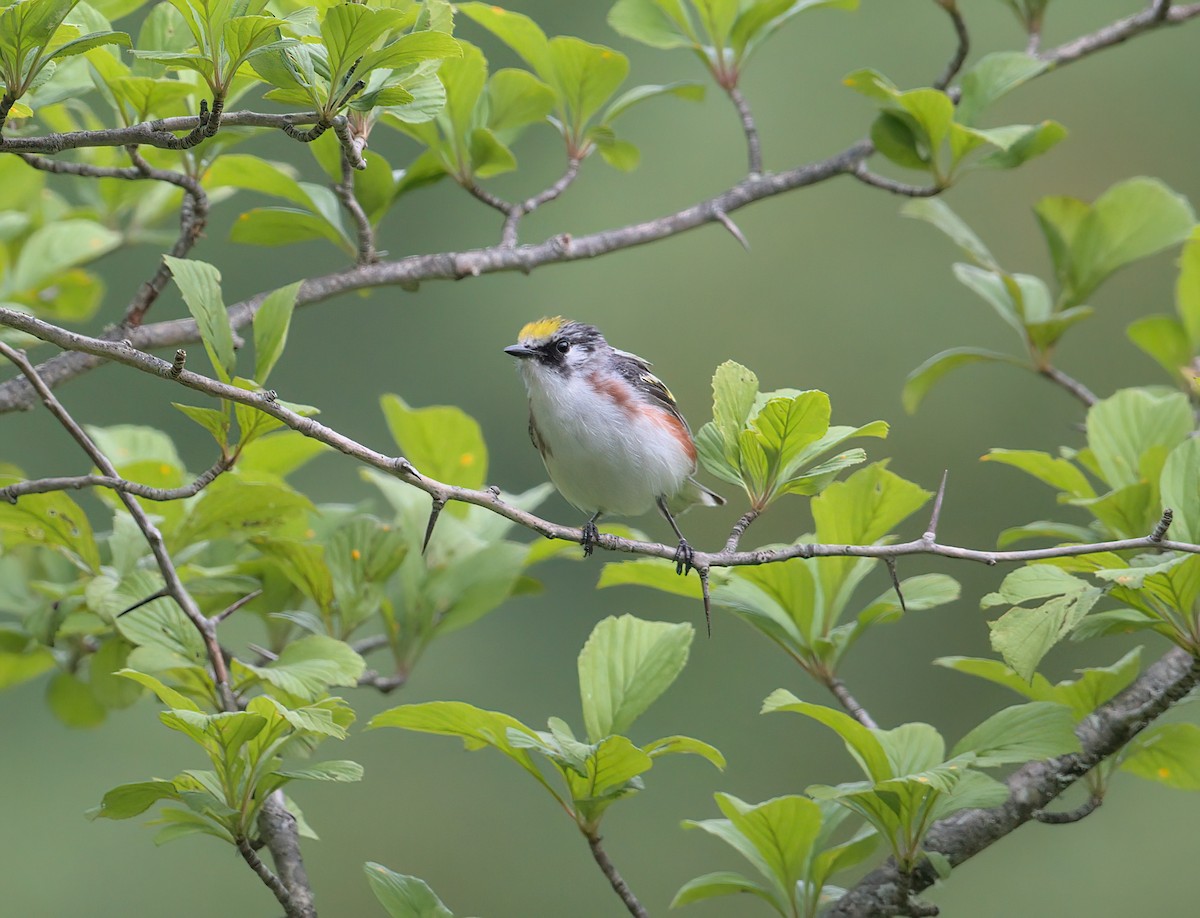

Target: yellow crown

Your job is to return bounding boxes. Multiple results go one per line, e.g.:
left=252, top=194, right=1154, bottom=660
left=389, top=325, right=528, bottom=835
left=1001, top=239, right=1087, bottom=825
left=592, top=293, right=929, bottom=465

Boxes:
left=518, top=316, right=568, bottom=341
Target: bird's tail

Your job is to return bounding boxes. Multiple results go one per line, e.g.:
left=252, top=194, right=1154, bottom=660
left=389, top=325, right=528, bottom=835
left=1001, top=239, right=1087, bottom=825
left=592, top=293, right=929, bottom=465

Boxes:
left=669, top=477, right=725, bottom=514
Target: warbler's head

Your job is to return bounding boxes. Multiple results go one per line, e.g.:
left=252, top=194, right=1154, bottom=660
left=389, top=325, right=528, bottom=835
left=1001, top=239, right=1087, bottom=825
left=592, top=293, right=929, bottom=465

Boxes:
left=504, top=317, right=608, bottom=377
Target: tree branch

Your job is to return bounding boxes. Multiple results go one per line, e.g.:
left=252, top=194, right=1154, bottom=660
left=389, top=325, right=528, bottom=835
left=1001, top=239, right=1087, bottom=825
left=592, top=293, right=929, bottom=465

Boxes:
left=1033, top=794, right=1102, bottom=824
left=932, top=1, right=971, bottom=91
left=0, top=454, right=232, bottom=504
left=257, top=792, right=318, bottom=918
left=826, top=676, right=879, bottom=729
left=502, top=157, right=582, bottom=247
left=335, top=147, right=378, bottom=265
left=585, top=831, right=649, bottom=918
left=1038, top=1, right=1200, bottom=65
left=0, top=342, right=236, bottom=712
left=237, top=834, right=299, bottom=916
left=726, top=86, right=762, bottom=175
left=829, top=647, right=1200, bottom=917
left=851, top=163, right=942, bottom=197
left=3, top=312, right=1198, bottom=577
left=1037, top=364, right=1098, bottom=407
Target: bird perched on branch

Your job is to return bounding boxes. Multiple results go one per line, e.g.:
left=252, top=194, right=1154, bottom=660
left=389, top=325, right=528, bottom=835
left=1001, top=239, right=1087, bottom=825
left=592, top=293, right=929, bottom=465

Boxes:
left=505, top=317, right=723, bottom=573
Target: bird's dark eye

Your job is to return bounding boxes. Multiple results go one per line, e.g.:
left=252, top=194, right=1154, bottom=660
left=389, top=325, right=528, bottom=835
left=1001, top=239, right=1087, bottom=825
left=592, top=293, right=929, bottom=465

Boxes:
left=555, top=339, right=571, bottom=355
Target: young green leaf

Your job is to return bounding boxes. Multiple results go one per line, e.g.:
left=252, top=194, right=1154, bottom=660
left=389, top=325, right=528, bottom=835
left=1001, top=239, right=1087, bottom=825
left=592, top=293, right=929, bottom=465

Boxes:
left=253, top=281, right=301, bottom=383
left=364, top=862, right=455, bottom=918
left=164, top=256, right=236, bottom=381
left=577, top=614, right=692, bottom=742
left=380, top=394, right=487, bottom=488
left=951, top=701, right=1080, bottom=765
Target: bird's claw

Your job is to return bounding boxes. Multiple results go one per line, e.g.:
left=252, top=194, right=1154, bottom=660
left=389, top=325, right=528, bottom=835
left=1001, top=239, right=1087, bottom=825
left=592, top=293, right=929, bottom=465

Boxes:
left=673, top=539, right=695, bottom=576
left=582, top=519, right=600, bottom=558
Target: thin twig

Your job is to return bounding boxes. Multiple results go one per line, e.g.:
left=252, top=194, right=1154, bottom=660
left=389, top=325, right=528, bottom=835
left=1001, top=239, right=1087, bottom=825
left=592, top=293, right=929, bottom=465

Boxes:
left=852, top=163, right=942, bottom=197
left=0, top=342, right=237, bottom=713
left=462, top=178, right=513, bottom=216
left=4, top=313, right=1200, bottom=577
left=585, top=831, right=649, bottom=918
left=1034, top=795, right=1102, bottom=824
left=724, top=509, right=761, bottom=552
left=932, top=1, right=971, bottom=91
left=502, top=157, right=582, bottom=247
left=0, top=454, right=232, bottom=504
left=1038, top=1, right=1200, bottom=65
left=351, top=634, right=390, bottom=655
left=358, top=670, right=407, bottom=693
left=826, top=676, right=879, bottom=729
left=211, top=589, right=263, bottom=625
left=335, top=147, right=377, bottom=265
left=236, top=835, right=297, bottom=916
left=1038, top=364, right=1098, bottom=407
left=726, top=86, right=762, bottom=174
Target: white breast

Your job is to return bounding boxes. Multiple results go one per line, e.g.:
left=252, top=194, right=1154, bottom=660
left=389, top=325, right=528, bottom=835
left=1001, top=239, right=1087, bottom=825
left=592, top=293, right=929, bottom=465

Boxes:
left=521, top=364, right=693, bottom=518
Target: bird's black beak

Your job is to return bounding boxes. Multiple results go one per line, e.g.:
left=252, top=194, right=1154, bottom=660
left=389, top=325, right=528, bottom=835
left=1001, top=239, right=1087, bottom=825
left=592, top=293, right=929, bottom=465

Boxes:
left=504, top=344, right=537, bottom=358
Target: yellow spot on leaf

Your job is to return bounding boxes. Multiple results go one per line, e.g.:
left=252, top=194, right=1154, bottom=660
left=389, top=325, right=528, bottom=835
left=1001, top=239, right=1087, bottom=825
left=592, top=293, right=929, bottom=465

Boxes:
left=460, top=453, right=475, bottom=467
left=916, top=776, right=929, bottom=783
left=490, top=5, right=504, bottom=12
left=305, top=528, right=315, bottom=539
left=351, top=548, right=361, bottom=561
left=1158, top=767, right=1171, bottom=779
left=159, top=464, right=171, bottom=475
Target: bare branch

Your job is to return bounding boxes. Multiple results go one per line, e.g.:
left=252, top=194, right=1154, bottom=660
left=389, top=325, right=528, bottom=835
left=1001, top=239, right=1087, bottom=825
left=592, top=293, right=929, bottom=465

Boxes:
left=351, top=634, right=390, bottom=656
left=830, top=648, right=1200, bottom=916
left=4, top=311, right=1200, bottom=578
left=726, top=86, right=762, bottom=175
left=257, top=793, right=317, bottom=918
left=335, top=147, right=378, bottom=265
left=1039, top=1, right=1200, bottom=65
left=502, top=157, right=582, bottom=247
left=1037, top=364, right=1098, bottom=407
left=932, top=1, right=971, bottom=91
left=462, top=178, right=514, bottom=216
left=0, top=454, right=232, bottom=504
left=211, top=589, right=263, bottom=626
left=724, top=508, right=762, bottom=552
left=1034, top=794, right=1102, bottom=824
left=826, top=676, right=879, bottom=729
left=585, top=831, right=649, bottom=918
left=237, top=835, right=298, bottom=916
left=0, top=342, right=236, bottom=714
left=852, top=163, right=942, bottom=197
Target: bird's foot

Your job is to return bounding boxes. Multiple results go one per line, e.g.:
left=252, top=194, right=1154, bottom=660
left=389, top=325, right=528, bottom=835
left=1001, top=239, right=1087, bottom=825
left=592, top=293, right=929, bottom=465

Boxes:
left=673, top=538, right=695, bottom=576
left=582, top=519, right=600, bottom=558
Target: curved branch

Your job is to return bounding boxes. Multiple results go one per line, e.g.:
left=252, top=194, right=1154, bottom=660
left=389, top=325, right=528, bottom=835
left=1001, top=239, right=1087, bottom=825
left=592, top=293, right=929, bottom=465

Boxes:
left=503, top=156, right=582, bottom=247
left=932, top=1, right=971, bottom=91
left=726, top=86, right=762, bottom=175
left=0, top=454, right=232, bottom=504
left=829, top=647, right=1200, bottom=917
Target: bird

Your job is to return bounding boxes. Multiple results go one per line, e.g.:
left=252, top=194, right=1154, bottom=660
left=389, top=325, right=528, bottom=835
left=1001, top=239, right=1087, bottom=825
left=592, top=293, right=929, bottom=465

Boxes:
left=504, top=317, right=723, bottom=574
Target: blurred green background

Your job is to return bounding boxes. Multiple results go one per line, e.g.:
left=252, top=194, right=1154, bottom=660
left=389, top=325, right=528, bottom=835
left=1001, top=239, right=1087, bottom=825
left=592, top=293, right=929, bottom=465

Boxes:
left=4, top=1, right=1200, bottom=915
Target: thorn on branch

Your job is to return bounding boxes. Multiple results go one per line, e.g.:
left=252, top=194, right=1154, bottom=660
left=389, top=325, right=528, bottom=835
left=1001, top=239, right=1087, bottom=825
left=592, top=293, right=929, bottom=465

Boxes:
left=1150, top=508, right=1174, bottom=543
left=886, top=557, right=907, bottom=614
left=116, top=587, right=171, bottom=618
left=393, top=457, right=419, bottom=479
left=422, top=496, right=446, bottom=553
left=698, top=566, right=713, bottom=638
left=712, top=207, right=750, bottom=251
left=170, top=348, right=186, bottom=378
left=924, top=470, right=949, bottom=542
left=211, top=589, right=263, bottom=625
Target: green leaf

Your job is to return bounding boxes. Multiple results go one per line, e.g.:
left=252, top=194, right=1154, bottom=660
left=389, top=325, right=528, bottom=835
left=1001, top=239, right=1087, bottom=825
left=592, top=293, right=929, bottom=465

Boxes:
left=983, top=449, right=1094, bottom=498
left=753, top=390, right=830, bottom=480
left=8, top=219, right=121, bottom=294
left=1127, top=315, right=1192, bottom=384
left=731, top=0, right=858, bottom=63
left=176, top=477, right=312, bottom=545
left=869, top=112, right=927, bottom=171
left=902, top=198, right=999, bottom=270
left=1122, top=723, right=1200, bottom=790
left=47, top=671, right=106, bottom=728
left=253, top=281, right=301, bottom=384
left=364, top=863, right=455, bottom=918
left=235, top=635, right=365, bottom=700
left=951, top=701, right=1080, bottom=765
left=670, top=870, right=777, bottom=909
left=230, top=208, right=353, bottom=254
left=164, top=256, right=236, bottom=381
left=116, top=669, right=202, bottom=712
left=369, top=701, right=560, bottom=798
left=547, top=36, right=629, bottom=135
left=602, top=80, right=703, bottom=123
left=89, top=638, right=143, bottom=709
left=578, top=614, right=692, bottom=742
left=642, top=734, right=726, bottom=769
left=985, top=567, right=1102, bottom=680
left=468, top=127, right=517, bottom=177
left=607, top=0, right=695, bottom=51
left=456, top=3, right=552, bottom=80
left=762, top=690, right=890, bottom=781
left=321, top=4, right=409, bottom=82
left=380, top=394, right=487, bottom=488
left=0, top=630, right=55, bottom=689
left=274, top=760, right=364, bottom=783
left=1177, top=228, right=1200, bottom=349
left=596, top=557, right=708, bottom=599
left=956, top=52, right=1048, bottom=126
left=1160, top=438, right=1200, bottom=543
left=0, top=480, right=101, bottom=571
left=903, top=347, right=1024, bottom=413
left=1086, top=389, right=1192, bottom=489
left=173, top=403, right=230, bottom=448
left=714, top=793, right=823, bottom=902
left=487, top=68, right=555, bottom=135
left=356, top=29, right=461, bottom=75
left=88, top=780, right=179, bottom=820
left=974, top=120, right=1066, bottom=170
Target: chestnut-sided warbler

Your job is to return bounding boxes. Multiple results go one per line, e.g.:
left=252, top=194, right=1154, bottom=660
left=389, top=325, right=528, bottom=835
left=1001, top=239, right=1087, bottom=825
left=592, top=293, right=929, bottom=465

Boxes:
left=505, top=317, right=724, bottom=573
